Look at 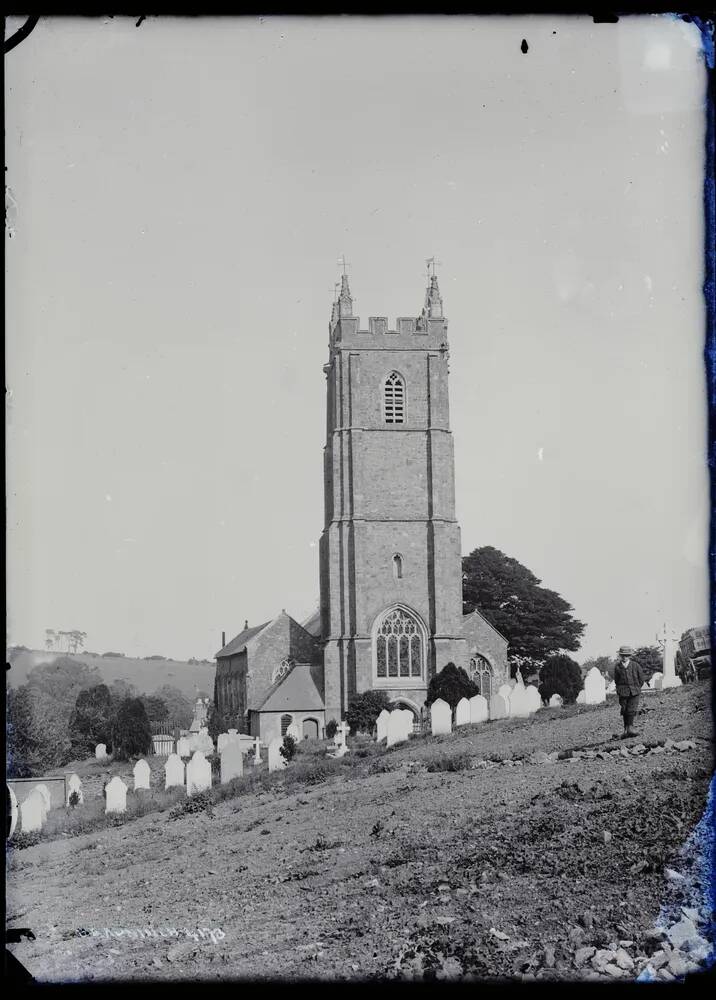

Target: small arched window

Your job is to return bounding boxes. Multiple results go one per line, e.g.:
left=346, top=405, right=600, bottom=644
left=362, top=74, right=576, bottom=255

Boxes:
left=392, top=553, right=403, bottom=579
left=280, top=714, right=293, bottom=736
left=383, top=371, right=406, bottom=424
left=469, top=656, right=494, bottom=700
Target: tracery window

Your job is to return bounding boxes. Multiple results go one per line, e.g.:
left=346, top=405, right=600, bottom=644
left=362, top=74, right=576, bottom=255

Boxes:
left=469, top=655, right=493, bottom=700
left=280, top=714, right=293, bottom=736
left=272, top=657, right=293, bottom=685
left=375, top=607, right=424, bottom=680
left=383, top=371, right=406, bottom=424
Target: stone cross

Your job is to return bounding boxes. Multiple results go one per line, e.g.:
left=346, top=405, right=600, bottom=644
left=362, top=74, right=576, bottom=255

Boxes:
left=336, top=721, right=350, bottom=746
left=253, top=738, right=261, bottom=765
left=656, top=623, right=682, bottom=689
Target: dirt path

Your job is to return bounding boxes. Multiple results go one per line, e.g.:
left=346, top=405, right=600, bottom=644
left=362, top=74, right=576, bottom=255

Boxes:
left=7, top=684, right=713, bottom=982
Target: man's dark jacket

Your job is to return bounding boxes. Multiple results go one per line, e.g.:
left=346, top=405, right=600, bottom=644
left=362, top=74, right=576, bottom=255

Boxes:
left=614, top=659, right=646, bottom=697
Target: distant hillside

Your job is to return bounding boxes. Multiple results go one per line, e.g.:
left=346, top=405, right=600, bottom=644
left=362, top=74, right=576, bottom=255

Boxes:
left=6, top=649, right=215, bottom=699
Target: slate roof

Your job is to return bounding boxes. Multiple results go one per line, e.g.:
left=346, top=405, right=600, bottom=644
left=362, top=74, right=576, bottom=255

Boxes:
left=461, top=608, right=509, bottom=645
left=215, top=620, right=272, bottom=659
left=301, top=607, right=322, bottom=637
left=254, top=662, right=325, bottom=713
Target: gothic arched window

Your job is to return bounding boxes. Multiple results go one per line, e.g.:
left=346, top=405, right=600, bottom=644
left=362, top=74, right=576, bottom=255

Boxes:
left=383, top=371, right=406, bottom=424
left=392, top=553, right=403, bottom=579
left=374, top=606, right=425, bottom=681
left=468, top=655, right=494, bottom=700
left=280, top=714, right=293, bottom=737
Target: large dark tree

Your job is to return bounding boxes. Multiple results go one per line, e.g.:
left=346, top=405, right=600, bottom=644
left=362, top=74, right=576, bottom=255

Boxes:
left=140, top=694, right=169, bottom=723
left=152, top=685, right=193, bottom=729
left=462, top=546, right=586, bottom=671
left=426, top=662, right=479, bottom=710
left=111, top=697, right=152, bottom=761
left=632, top=646, right=663, bottom=682
left=69, top=684, right=113, bottom=757
left=345, top=690, right=391, bottom=735
left=539, top=654, right=583, bottom=704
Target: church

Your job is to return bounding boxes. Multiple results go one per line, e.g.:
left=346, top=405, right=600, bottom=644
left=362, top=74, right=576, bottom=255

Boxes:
left=214, top=271, right=509, bottom=742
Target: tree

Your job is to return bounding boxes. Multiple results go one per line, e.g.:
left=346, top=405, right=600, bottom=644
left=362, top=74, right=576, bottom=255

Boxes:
left=152, top=685, right=194, bottom=730
left=108, top=679, right=138, bottom=717
left=345, top=690, right=391, bottom=735
left=7, top=685, right=73, bottom=776
left=632, top=646, right=663, bottom=682
left=207, top=700, right=233, bottom=742
left=279, top=734, right=297, bottom=763
left=140, top=694, right=169, bottom=723
left=538, top=654, right=583, bottom=704
left=325, top=719, right=338, bottom=740
left=581, top=655, right=616, bottom=680
left=426, top=662, right=479, bottom=710
left=111, top=698, right=152, bottom=761
left=462, top=546, right=586, bottom=672
left=69, top=684, right=113, bottom=757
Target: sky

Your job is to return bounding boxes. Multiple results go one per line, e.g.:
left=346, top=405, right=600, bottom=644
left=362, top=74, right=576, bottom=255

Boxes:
left=5, top=14, right=710, bottom=662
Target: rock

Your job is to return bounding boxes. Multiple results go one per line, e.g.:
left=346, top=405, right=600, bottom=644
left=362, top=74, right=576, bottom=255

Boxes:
left=592, top=948, right=616, bottom=969
left=618, top=940, right=634, bottom=948
left=649, top=950, right=668, bottom=970
left=580, top=911, right=595, bottom=931
left=674, top=740, right=695, bottom=751
left=615, top=948, right=634, bottom=971
left=489, top=928, right=509, bottom=941
left=575, top=946, right=596, bottom=966
left=568, top=926, right=585, bottom=946
left=665, top=868, right=685, bottom=883
left=658, top=968, right=675, bottom=981
left=666, top=917, right=698, bottom=950
left=649, top=746, right=665, bottom=755
left=643, top=926, right=667, bottom=944
left=602, top=830, right=612, bottom=845
left=543, top=945, right=555, bottom=968
left=603, top=964, right=625, bottom=978
left=680, top=906, right=700, bottom=923
left=667, top=952, right=689, bottom=977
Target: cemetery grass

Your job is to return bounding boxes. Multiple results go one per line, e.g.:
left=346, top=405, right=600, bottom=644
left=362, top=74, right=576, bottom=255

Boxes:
left=6, top=682, right=713, bottom=983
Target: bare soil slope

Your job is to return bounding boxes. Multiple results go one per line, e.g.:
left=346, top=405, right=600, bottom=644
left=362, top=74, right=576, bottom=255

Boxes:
left=7, top=683, right=713, bottom=982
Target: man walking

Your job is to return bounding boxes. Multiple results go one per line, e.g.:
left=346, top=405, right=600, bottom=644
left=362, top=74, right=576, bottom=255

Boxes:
left=614, top=645, right=646, bottom=738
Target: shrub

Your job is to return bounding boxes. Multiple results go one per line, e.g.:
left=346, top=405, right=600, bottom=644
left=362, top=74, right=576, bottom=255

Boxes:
left=426, top=753, right=474, bottom=773
left=111, top=698, right=152, bottom=761
left=68, top=684, right=113, bottom=757
left=168, top=790, right=213, bottom=820
left=538, top=654, right=583, bottom=704
left=426, top=662, right=479, bottom=710
left=325, top=718, right=338, bottom=740
left=345, top=690, right=391, bottom=735
left=68, top=790, right=80, bottom=808
left=280, top=734, right=297, bottom=763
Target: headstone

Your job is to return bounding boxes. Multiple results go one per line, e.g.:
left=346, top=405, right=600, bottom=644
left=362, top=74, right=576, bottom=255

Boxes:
left=8, top=786, right=18, bottom=838
left=649, top=672, right=663, bottom=690
left=268, top=737, right=287, bottom=772
left=455, top=698, right=471, bottom=726
left=497, top=684, right=513, bottom=701
left=401, top=709, right=414, bottom=738
left=548, top=693, right=563, bottom=708
left=508, top=676, right=531, bottom=718
left=95, top=743, right=108, bottom=761
left=524, top=684, right=542, bottom=714
left=387, top=709, right=408, bottom=748
left=286, top=722, right=301, bottom=742
left=66, top=773, right=83, bottom=806
left=220, top=742, right=243, bottom=783
left=177, top=737, right=191, bottom=758
left=489, top=693, right=509, bottom=720
left=253, top=738, right=261, bottom=765
left=584, top=666, right=606, bottom=705
left=20, top=789, right=45, bottom=832
left=376, top=709, right=391, bottom=742
left=217, top=733, right=230, bottom=753
left=469, top=694, right=489, bottom=724
left=430, top=698, right=452, bottom=736
left=228, top=728, right=238, bottom=736
left=164, top=753, right=185, bottom=790
left=105, top=776, right=128, bottom=814
left=133, top=759, right=151, bottom=791
left=34, top=784, right=52, bottom=817
left=186, top=751, right=212, bottom=795
left=576, top=689, right=586, bottom=704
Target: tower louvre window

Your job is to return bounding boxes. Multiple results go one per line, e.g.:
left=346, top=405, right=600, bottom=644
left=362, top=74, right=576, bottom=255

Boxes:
left=383, top=371, right=406, bottom=424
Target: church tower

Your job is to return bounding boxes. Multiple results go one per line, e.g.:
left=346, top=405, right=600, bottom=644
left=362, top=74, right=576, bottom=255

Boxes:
left=319, top=271, right=468, bottom=721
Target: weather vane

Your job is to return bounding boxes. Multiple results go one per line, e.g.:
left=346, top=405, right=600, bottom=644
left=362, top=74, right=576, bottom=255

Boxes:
left=425, top=257, right=442, bottom=279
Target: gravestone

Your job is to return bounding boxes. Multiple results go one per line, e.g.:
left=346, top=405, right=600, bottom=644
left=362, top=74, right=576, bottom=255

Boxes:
left=576, top=689, right=586, bottom=704
left=286, top=722, right=301, bottom=742
left=376, top=709, right=391, bottom=742
left=177, top=737, right=191, bottom=758
left=252, top=738, right=262, bottom=765
left=20, top=789, right=45, bottom=832
left=217, top=733, right=229, bottom=753
left=195, top=728, right=214, bottom=754
left=430, top=698, right=452, bottom=736
left=105, top=776, right=128, bottom=815
left=489, top=693, right=509, bottom=720
left=455, top=698, right=471, bottom=726
left=220, top=742, right=243, bottom=783
left=469, top=694, right=489, bottom=724
left=186, top=751, right=212, bottom=795
left=401, top=709, right=414, bottom=738
left=508, top=676, right=531, bottom=719
left=164, top=753, right=185, bottom=790
left=524, top=684, right=542, bottom=714
left=386, top=709, right=408, bottom=748
left=228, top=728, right=238, bottom=736
left=133, top=759, right=151, bottom=791
left=497, top=684, right=513, bottom=701
left=649, top=672, right=663, bottom=690
left=34, top=784, right=52, bottom=818
left=8, top=786, right=18, bottom=838
left=95, top=743, right=108, bottom=761
left=66, top=773, right=83, bottom=806
left=548, top=693, right=563, bottom=708
left=268, top=737, right=287, bottom=772
left=584, top=666, right=606, bottom=705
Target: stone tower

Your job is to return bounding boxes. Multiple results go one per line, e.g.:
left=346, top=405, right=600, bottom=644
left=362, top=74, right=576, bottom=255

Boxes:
left=319, top=273, right=468, bottom=721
